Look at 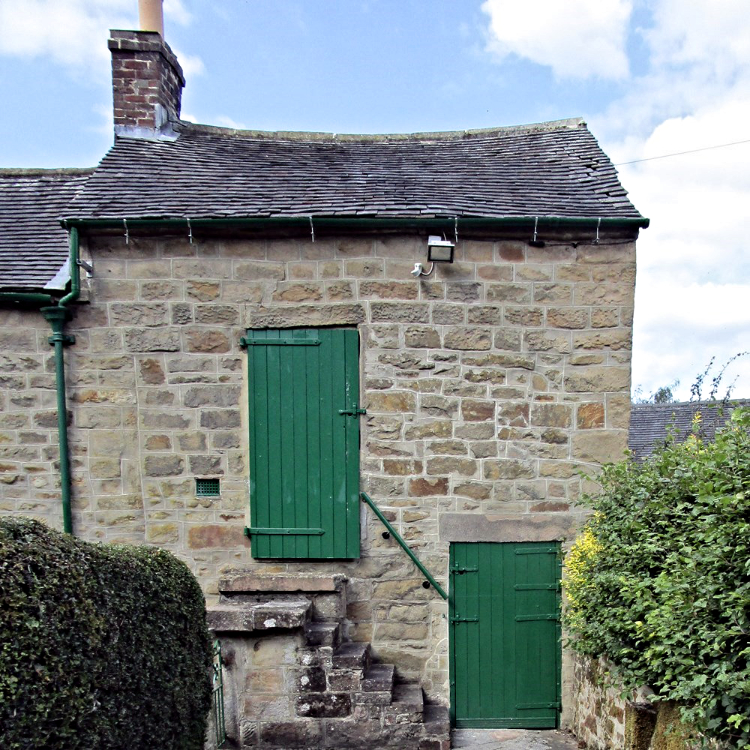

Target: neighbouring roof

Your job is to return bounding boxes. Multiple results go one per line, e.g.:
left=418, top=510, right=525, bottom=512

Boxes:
left=628, top=401, right=749, bottom=461
left=65, top=118, right=646, bottom=223
left=0, top=169, right=92, bottom=290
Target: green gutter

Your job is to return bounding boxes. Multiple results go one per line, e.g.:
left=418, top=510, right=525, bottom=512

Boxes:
left=0, top=228, right=80, bottom=534
left=64, top=215, right=649, bottom=232
left=0, top=292, right=57, bottom=306
left=361, top=491, right=448, bottom=600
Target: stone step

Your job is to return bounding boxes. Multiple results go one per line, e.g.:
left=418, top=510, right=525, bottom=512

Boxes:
left=421, top=704, right=450, bottom=737
left=386, top=682, right=424, bottom=722
left=361, top=663, right=395, bottom=693
left=332, top=641, right=371, bottom=671
left=305, top=621, right=341, bottom=649
left=207, top=599, right=311, bottom=633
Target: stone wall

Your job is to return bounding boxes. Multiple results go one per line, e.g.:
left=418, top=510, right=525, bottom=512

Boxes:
left=0, top=229, right=636, bottom=710
left=570, top=654, right=629, bottom=748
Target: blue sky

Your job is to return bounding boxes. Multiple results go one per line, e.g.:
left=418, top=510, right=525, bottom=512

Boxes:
left=1, top=0, right=748, bottom=399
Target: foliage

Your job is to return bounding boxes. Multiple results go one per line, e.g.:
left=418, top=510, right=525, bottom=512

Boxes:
left=564, top=407, right=750, bottom=747
left=634, top=379, right=679, bottom=404
left=0, top=519, right=213, bottom=750
left=690, top=352, right=748, bottom=403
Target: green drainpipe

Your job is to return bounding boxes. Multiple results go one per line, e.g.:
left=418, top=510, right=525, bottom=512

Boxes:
left=38, top=226, right=80, bottom=535
left=40, top=306, right=75, bottom=534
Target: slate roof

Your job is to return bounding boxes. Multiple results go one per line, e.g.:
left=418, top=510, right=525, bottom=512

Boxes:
left=628, top=401, right=748, bottom=461
left=65, top=118, right=646, bottom=223
left=0, top=169, right=92, bottom=290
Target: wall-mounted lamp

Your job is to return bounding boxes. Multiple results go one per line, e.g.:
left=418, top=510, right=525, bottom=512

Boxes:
left=412, top=235, right=456, bottom=277
left=427, top=235, right=455, bottom=263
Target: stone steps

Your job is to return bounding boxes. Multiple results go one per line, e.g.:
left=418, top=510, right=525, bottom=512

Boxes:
left=209, top=574, right=450, bottom=749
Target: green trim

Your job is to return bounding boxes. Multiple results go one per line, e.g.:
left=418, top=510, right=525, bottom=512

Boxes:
left=64, top=214, right=649, bottom=232
left=360, top=491, right=448, bottom=600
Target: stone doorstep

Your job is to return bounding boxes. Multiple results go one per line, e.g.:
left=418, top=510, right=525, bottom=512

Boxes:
left=220, top=573, right=347, bottom=595
left=206, top=599, right=311, bottom=633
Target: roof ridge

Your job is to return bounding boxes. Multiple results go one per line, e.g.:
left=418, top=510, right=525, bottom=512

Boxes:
left=0, top=168, right=94, bottom=177
left=176, top=117, right=587, bottom=142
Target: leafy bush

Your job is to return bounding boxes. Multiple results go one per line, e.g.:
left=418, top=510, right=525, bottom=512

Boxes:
left=564, top=407, right=750, bottom=747
left=0, top=519, right=212, bottom=750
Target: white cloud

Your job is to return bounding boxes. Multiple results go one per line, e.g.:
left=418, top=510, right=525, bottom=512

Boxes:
left=0, top=0, right=199, bottom=74
left=631, top=279, right=750, bottom=400
left=643, top=0, right=750, bottom=77
left=481, top=0, right=632, bottom=80
left=214, top=115, right=247, bottom=130
left=163, top=0, right=191, bottom=27
left=172, top=48, right=204, bottom=78
left=602, top=1, right=750, bottom=399
left=0, top=0, right=134, bottom=70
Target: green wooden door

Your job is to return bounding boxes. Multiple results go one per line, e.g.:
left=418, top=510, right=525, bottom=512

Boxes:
left=450, top=542, right=561, bottom=728
left=244, top=327, right=361, bottom=559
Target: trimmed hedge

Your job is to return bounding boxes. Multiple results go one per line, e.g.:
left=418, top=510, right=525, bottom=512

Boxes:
left=0, top=518, right=212, bottom=750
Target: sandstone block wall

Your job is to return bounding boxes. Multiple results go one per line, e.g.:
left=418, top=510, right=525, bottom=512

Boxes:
left=0, top=230, right=636, bottom=709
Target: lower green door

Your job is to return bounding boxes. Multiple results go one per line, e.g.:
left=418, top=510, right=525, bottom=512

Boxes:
left=450, top=542, right=561, bottom=728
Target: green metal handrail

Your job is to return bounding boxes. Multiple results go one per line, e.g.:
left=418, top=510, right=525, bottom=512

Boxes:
left=360, top=491, right=448, bottom=600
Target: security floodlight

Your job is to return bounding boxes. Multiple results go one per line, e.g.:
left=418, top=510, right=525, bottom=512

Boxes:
left=427, top=236, right=455, bottom=263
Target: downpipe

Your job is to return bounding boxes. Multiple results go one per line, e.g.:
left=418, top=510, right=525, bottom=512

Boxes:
left=39, top=226, right=80, bottom=534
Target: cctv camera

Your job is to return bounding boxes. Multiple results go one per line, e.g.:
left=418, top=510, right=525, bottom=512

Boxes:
left=411, top=263, right=423, bottom=278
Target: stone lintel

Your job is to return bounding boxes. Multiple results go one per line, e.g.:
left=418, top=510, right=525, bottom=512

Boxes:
left=219, top=573, right=347, bottom=595
left=439, top=513, right=579, bottom=543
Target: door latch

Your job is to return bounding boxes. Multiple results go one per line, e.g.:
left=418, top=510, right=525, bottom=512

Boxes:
left=338, top=406, right=367, bottom=416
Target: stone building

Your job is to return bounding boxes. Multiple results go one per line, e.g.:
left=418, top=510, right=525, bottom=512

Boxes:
left=0, top=13, right=647, bottom=750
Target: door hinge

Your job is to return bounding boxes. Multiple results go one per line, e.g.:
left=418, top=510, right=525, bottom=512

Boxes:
left=450, top=617, right=479, bottom=623
left=515, top=614, right=559, bottom=622
left=245, top=527, right=325, bottom=537
left=451, top=566, right=478, bottom=573
left=339, top=407, right=366, bottom=416
left=516, top=701, right=561, bottom=710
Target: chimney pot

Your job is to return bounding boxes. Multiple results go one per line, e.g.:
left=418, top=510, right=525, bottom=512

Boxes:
left=139, top=0, right=164, bottom=35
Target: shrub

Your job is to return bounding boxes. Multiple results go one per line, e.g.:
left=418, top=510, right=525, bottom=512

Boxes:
left=0, top=519, right=212, bottom=750
left=564, top=407, right=750, bottom=747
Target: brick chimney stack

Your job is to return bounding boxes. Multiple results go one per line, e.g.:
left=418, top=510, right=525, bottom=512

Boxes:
left=109, top=0, right=185, bottom=138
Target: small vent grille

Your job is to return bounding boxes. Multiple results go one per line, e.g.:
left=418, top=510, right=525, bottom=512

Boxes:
left=196, top=478, right=220, bottom=497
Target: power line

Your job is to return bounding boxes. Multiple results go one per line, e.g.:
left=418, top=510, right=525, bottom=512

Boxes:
left=614, top=138, right=750, bottom=166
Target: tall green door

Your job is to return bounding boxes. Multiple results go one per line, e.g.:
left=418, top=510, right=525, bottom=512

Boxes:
left=450, top=542, right=561, bottom=728
left=244, top=327, right=361, bottom=559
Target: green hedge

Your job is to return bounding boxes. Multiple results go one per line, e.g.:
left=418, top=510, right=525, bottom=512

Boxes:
left=0, top=519, right=212, bottom=750
left=564, top=407, right=750, bottom=748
